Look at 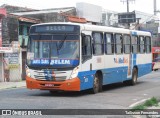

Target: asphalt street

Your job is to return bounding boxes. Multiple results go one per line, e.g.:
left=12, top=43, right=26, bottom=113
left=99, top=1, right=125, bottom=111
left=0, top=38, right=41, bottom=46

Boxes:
left=0, top=71, right=160, bottom=117
left=0, top=71, right=160, bottom=109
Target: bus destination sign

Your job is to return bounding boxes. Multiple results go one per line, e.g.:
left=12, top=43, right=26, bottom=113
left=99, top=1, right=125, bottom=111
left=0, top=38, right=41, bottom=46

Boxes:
left=35, top=25, right=76, bottom=33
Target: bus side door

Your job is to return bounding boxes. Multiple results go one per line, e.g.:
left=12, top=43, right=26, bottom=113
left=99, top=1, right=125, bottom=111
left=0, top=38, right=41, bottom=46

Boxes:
left=80, top=31, right=94, bottom=90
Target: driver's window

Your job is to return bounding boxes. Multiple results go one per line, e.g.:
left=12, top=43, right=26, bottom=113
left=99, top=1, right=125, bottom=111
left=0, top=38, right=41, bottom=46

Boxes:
left=82, top=35, right=92, bottom=62
left=39, top=42, right=50, bottom=58
left=43, top=42, right=50, bottom=58
left=34, top=41, right=39, bottom=58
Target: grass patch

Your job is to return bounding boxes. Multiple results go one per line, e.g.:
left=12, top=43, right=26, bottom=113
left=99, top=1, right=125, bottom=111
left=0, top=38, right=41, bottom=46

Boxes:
left=132, top=104, right=146, bottom=110
left=6, top=86, right=17, bottom=89
left=132, top=97, right=159, bottom=110
left=11, top=86, right=17, bottom=88
left=144, top=97, right=158, bottom=107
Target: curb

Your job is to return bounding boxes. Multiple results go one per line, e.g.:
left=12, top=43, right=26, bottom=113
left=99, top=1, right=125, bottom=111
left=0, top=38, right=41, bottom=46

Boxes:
left=0, top=81, right=26, bottom=90
left=129, top=98, right=150, bottom=108
left=129, top=98, right=160, bottom=118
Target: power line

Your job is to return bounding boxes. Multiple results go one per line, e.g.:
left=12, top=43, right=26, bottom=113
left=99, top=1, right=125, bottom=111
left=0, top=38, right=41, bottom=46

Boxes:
left=132, top=14, right=155, bottom=30
left=120, top=0, right=135, bottom=12
left=120, top=0, right=136, bottom=29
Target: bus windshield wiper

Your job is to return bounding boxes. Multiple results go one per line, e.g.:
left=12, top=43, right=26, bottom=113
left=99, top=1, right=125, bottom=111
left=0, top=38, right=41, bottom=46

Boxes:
left=56, top=42, right=59, bottom=55
left=57, top=34, right=67, bottom=51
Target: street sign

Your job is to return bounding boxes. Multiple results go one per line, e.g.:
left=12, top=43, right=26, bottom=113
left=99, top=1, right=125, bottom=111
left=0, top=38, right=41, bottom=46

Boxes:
left=118, top=11, right=136, bottom=23
left=0, top=47, right=13, bottom=53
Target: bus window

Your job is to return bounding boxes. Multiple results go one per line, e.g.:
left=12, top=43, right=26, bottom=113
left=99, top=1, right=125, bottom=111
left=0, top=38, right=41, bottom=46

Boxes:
left=123, top=34, right=131, bottom=54
left=82, top=35, right=92, bottom=62
left=145, top=36, right=151, bottom=53
left=132, top=36, right=138, bottom=53
left=115, top=34, right=123, bottom=54
left=139, top=36, right=145, bottom=53
left=92, top=32, right=103, bottom=55
left=104, top=33, right=114, bottom=54
left=34, top=41, right=39, bottom=58
left=28, top=35, right=40, bottom=58
left=39, top=35, right=52, bottom=58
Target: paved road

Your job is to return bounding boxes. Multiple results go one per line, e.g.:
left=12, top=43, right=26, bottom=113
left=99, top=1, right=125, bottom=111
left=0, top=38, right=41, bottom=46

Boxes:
left=0, top=71, right=160, bottom=111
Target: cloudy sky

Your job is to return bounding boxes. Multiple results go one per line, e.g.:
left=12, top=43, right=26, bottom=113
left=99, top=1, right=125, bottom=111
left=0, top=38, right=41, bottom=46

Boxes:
left=0, top=0, right=160, bottom=15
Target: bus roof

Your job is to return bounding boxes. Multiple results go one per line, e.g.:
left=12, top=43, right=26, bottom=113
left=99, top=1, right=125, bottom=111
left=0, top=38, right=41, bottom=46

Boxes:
left=31, top=22, right=151, bottom=36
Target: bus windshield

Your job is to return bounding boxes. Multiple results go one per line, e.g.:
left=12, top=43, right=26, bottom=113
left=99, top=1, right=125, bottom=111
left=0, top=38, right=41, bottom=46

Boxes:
left=27, top=34, right=80, bottom=68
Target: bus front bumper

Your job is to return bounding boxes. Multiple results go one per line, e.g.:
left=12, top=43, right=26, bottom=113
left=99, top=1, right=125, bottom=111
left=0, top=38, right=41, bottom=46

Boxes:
left=26, top=76, right=80, bottom=91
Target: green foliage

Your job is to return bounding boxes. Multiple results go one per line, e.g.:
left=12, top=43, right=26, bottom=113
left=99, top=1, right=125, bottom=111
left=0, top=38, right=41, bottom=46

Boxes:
left=144, top=97, right=158, bottom=107
left=132, top=105, right=146, bottom=110
left=131, top=97, right=159, bottom=110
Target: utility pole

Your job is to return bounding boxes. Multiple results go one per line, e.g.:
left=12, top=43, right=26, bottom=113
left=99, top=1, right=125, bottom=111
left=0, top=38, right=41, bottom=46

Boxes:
left=126, top=0, right=129, bottom=12
left=154, top=0, right=157, bottom=15
left=120, top=0, right=135, bottom=29
left=120, top=0, right=135, bottom=12
left=154, top=0, right=160, bottom=15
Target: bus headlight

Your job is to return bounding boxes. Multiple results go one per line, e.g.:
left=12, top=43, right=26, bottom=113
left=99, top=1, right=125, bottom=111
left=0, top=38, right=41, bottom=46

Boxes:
left=70, top=66, right=79, bottom=79
left=26, top=68, right=31, bottom=77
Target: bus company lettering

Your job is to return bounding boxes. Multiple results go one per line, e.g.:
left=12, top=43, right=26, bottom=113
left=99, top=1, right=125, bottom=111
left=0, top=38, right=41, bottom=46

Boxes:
left=114, top=57, right=128, bottom=64
left=50, top=59, right=71, bottom=65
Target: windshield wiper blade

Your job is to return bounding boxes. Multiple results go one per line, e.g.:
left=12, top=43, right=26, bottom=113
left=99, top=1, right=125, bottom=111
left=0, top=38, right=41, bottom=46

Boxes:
left=57, top=34, right=67, bottom=50
left=56, top=42, right=59, bottom=55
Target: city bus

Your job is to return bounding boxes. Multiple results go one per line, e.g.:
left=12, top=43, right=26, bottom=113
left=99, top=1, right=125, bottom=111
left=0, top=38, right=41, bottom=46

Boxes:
left=26, top=22, right=152, bottom=94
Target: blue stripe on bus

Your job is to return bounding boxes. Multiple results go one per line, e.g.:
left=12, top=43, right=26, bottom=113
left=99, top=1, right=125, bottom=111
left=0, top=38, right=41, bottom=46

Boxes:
left=133, top=54, right=137, bottom=66
left=78, top=63, right=152, bottom=91
left=102, top=66, right=128, bottom=85
left=137, top=63, right=152, bottom=77
left=78, top=70, right=96, bottom=91
left=129, top=54, right=132, bottom=76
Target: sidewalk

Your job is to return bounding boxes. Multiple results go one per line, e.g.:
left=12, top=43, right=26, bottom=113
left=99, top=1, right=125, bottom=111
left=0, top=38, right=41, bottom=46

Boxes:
left=0, top=81, right=26, bottom=90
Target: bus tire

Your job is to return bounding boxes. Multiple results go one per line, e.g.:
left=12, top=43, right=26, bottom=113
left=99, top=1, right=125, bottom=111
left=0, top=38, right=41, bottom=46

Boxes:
left=99, top=74, right=103, bottom=92
left=131, top=68, right=138, bottom=85
left=124, top=68, right=137, bottom=86
left=91, top=73, right=100, bottom=94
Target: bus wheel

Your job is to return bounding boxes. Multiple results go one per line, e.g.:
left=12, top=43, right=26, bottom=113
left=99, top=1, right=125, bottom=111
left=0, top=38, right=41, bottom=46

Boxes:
left=91, top=73, right=100, bottom=94
left=124, top=68, right=137, bottom=86
left=131, top=68, right=138, bottom=85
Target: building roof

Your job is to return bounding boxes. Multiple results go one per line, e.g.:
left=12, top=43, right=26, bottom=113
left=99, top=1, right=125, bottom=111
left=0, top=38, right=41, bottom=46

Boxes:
left=12, top=7, right=75, bottom=15
left=67, top=16, right=87, bottom=23
left=0, top=4, right=37, bottom=12
left=8, top=14, right=41, bottom=23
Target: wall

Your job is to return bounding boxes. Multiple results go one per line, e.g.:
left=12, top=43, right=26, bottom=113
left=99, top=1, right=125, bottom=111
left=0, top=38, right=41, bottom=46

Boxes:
left=2, top=16, right=18, bottom=44
left=0, top=54, right=3, bottom=82
left=76, top=2, right=102, bottom=23
left=4, top=52, right=21, bottom=82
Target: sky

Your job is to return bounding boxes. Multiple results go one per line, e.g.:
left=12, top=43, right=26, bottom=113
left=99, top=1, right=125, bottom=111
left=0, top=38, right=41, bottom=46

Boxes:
left=0, top=0, right=160, bottom=15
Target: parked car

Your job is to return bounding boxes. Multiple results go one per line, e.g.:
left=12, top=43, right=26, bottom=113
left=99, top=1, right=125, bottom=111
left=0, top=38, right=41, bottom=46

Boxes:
left=152, top=57, right=160, bottom=71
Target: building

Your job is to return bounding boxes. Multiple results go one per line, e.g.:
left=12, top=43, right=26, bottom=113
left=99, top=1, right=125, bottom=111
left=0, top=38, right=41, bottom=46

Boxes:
left=0, top=5, right=40, bottom=82
left=76, top=2, right=102, bottom=24
left=102, top=9, right=160, bottom=46
left=0, top=4, right=79, bottom=82
left=102, top=9, right=119, bottom=27
left=13, top=7, right=77, bottom=23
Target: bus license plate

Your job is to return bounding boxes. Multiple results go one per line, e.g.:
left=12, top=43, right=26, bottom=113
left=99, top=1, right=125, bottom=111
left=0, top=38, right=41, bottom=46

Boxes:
left=45, top=84, right=54, bottom=87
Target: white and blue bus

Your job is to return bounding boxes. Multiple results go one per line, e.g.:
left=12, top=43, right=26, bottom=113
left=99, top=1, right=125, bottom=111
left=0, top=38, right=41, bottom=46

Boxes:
left=26, top=22, right=152, bottom=93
